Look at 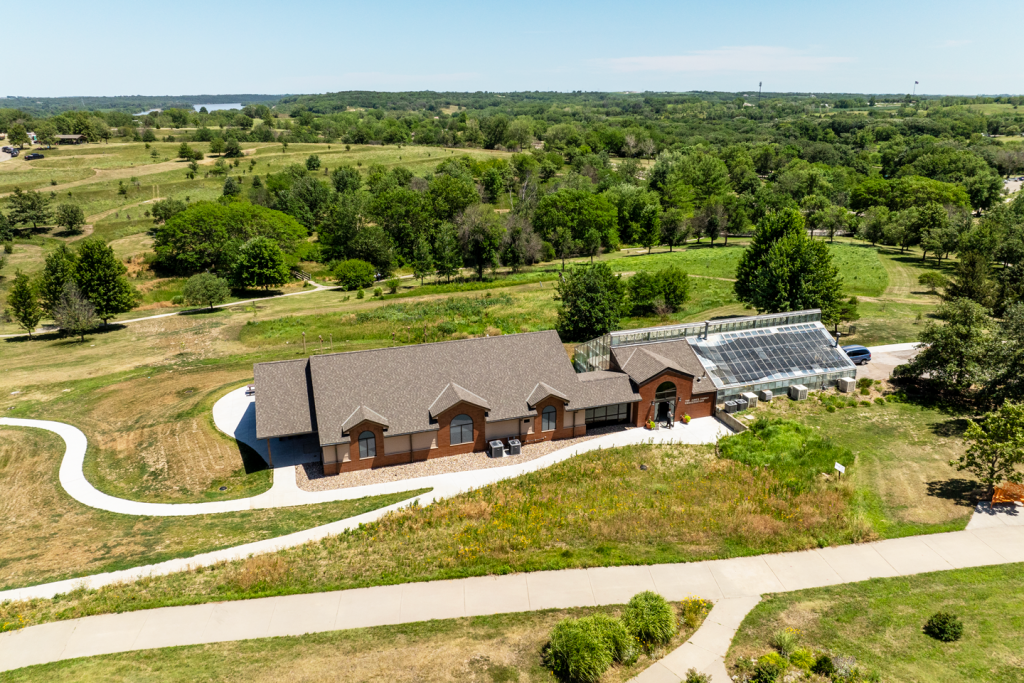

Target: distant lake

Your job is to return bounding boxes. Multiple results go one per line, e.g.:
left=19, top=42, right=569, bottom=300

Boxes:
left=193, top=103, right=242, bottom=112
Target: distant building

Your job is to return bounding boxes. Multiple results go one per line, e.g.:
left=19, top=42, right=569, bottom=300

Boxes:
left=56, top=134, right=86, bottom=145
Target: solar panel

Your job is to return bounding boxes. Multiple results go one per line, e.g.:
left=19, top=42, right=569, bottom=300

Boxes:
left=688, top=322, right=855, bottom=389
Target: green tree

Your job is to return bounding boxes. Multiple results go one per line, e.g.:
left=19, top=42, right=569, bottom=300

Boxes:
left=6, top=270, right=42, bottom=337
left=305, top=154, right=321, bottom=171
left=661, top=209, right=691, bottom=251
left=7, top=124, right=30, bottom=148
left=6, top=187, right=53, bottom=229
left=349, top=224, right=397, bottom=279
left=946, top=251, right=997, bottom=308
left=433, top=222, right=463, bottom=282
left=177, top=142, right=194, bottom=160
left=333, top=259, right=376, bottom=290
left=209, top=138, right=226, bottom=156
left=232, top=236, right=290, bottom=290
left=331, top=166, right=362, bottom=194
left=895, top=298, right=991, bottom=394
left=919, top=271, right=949, bottom=295
left=150, top=198, right=187, bottom=224
left=835, top=296, right=861, bottom=333
left=39, top=243, right=77, bottom=315
left=738, top=218, right=845, bottom=323
left=627, top=270, right=661, bottom=315
left=223, top=138, right=243, bottom=158
left=951, top=402, right=1024, bottom=498
left=578, top=227, right=603, bottom=264
left=411, top=236, right=434, bottom=284
left=533, top=189, right=619, bottom=251
left=457, top=205, right=505, bottom=279
left=555, top=263, right=626, bottom=342
left=53, top=280, right=98, bottom=342
left=551, top=225, right=578, bottom=270
left=54, top=203, right=86, bottom=234
left=75, top=239, right=139, bottom=323
left=735, top=209, right=805, bottom=304
left=182, top=272, right=231, bottom=310
left=658, top=266, right=690, bottom=311
left=222, top=176, right=242, bottom=197
left=0, top=211, right=12, bottom=243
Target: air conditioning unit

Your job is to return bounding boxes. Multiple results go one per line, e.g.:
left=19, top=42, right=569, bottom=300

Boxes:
left=488, top=440, right=506, bottom=458
left=735, top=397, right=748, bottom=411
left=724, top=400, right=739, bottom=413
left=741, top=392, right=758, bottom=409
left=758, top=389, right=773, bottom=402
left=789, top=384, right=808, bottom=401
left=837, top=377, right=856, bottom=393
left=508, top=438, right=522, bottom=456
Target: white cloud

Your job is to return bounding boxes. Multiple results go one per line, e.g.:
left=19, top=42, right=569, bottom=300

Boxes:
left=598, top=46, right=852, bottom=74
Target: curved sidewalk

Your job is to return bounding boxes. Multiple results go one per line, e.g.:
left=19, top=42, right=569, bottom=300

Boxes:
left=2, top=524, right=1022, bottom=675
left=0, top=414, right=730, bottom=603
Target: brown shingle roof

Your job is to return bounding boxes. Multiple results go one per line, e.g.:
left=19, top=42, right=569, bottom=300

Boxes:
left=429, top=382, right=490, bottom=417
left=526, top=382, right=569, bottom=407
left=611, top=339, right=712, bottom=389
left=341, top=405, right=390, bottom=432
left=253, top=359, right=317, bottom=439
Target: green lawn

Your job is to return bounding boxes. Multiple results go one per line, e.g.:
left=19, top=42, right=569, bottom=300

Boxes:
left=3, top=601, right=708, bottom=683
left=728, top=563, right=1024, bottom=683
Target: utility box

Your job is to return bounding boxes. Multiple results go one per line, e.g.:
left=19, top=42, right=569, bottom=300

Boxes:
left=741, top=392, right=759, bottom=409
left=735, top=397, right=748, bottom=411
left=488, top=440, right=506, bottom=458
left=758, top=389, right=773, bottom=402
left=837, top=377, right=856, bottom=393
left=789, top=384, right=808, bottom=401
left=508, top=438, right=522, bottom=456
left=724, top=400, right=739, bottom=413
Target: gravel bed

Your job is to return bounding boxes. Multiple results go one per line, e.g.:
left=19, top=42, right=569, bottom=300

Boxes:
left=295, top=423, right=635, bottom=492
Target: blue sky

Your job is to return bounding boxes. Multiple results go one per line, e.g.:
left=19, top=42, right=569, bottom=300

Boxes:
left=7, top=0, right=1023, bottom=97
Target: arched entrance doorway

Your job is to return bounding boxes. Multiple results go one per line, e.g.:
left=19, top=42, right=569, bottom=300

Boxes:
left=654, top=381, right=676, bottom=426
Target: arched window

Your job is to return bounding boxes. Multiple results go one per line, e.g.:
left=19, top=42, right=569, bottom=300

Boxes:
left=542, top=405, right=557, bottom=432
left=655, top=381, right=676, bottom=401
left=450, top=414, right=474, bottom=445
left=358, top=431, right=376, bottom=459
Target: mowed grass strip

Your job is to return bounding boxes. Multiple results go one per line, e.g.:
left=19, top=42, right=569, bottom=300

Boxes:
left=0, top=425, right=428, bottom=591
left=727, top=563, right=1024, bottom=683
left=2, top=434, right=863, bottom=628
left=2, top=601, right=707, bottom=683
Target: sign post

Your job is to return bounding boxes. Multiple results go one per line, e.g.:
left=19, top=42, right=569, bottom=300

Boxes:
left=834, top=462, right=846, bottom=479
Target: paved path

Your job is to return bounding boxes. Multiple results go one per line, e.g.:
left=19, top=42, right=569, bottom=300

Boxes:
left=0, top=414, right=730, bottom=604
left=2, top=524, right=1022, bottom=675
left=854, top=341, right=921, bottom=382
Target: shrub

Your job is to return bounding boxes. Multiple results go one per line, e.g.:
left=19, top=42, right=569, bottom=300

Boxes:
left=623, top=591, right=677, bottom=647
left=356, top=288, right=365, bottom=299
left=924, top=611, right=963, bottom=642
left=789, top=648, right=815, bottom=670
left=4, top=242, right=13, bottom=254
left=860, top=387, right=871, bottom=395
left=373, top=286, right=383, bottom=298
left=860, top=401, right=872, bottom=407
left=752, top=653, right=786, bottom=683
left=856, top=377, right=874, bottom=390
left=769, top=627, right=799, bottom=657
left=546, top=614, right=635, bottom=682
left=333, top=259, right=375, bottom=291
left=684, top=669, right=711, bottom=683
left=171, top=295, right=185, bottom=305
left=827, top=405, right=837, bottom=413
left=874, top=397, right=886, bottom=405
left=811, top=653, right=836, bottom=676
left=541, top=240, right=556, bottom=261
left=385, top=277, right=400, bottom=294
left=679, top=596, right=712, bottom=628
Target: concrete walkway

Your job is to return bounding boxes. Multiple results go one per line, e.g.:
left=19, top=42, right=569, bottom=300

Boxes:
left=0, top=414, right=730, bottom=604
left=3, top=524, right=1022, bottom=674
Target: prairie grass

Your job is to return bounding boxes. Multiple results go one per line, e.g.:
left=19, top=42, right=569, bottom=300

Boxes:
left=728, top=563, right=1024, bottom=683
left=1, top=601, right=707, bottom=683
left=0, top=438, right=859, bottom=629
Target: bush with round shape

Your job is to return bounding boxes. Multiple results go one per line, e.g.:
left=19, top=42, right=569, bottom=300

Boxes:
left=683, top=668, right=711, bottom=683
left=789, top=648, right=815, bottom=670
left=333, top=259, right=375, bottom=291
left=546, top=613, right=635, bottom=683
left=623, top=591, right=677, bottom=647
left=752, top=653, right=786, bottom=683
left=924, top=611, right=963, bottom=642
left=811, top=653, right=835, bottom=676
left=768, top=628, right=799, bottom=657
left=356, top=288, right=365, bottom=299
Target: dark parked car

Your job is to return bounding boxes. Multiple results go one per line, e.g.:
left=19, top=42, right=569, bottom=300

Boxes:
left=9, top=148, right=18, bottom=157
left=1, top=146, right=12, bottom=153
left=24, top=153, right=44, bottom=160
left=842, top=345, right=871, bottom=365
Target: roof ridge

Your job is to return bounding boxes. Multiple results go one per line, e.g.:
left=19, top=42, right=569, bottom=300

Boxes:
left=309, top=329, right=560, bottom=362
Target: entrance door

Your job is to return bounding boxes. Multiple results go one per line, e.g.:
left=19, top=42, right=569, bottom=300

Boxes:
left=656, top=401, right=672, bottom=425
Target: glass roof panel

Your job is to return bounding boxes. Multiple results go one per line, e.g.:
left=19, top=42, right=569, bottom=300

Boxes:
left=687, top=322, right=856, bottom=389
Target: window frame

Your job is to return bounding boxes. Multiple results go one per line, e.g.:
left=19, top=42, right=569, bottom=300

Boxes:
left=450, top=413, right=474, bottom=446
left=358, top=430, right=376, bottom=459
left=541, top=405, right=557, bottom=432
left=654, top=381, right=677, bottom=402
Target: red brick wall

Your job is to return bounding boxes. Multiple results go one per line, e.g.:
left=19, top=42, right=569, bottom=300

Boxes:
left=330, top=398, right=580, bottom=474
left=633, top=370, right=715, bottom=426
